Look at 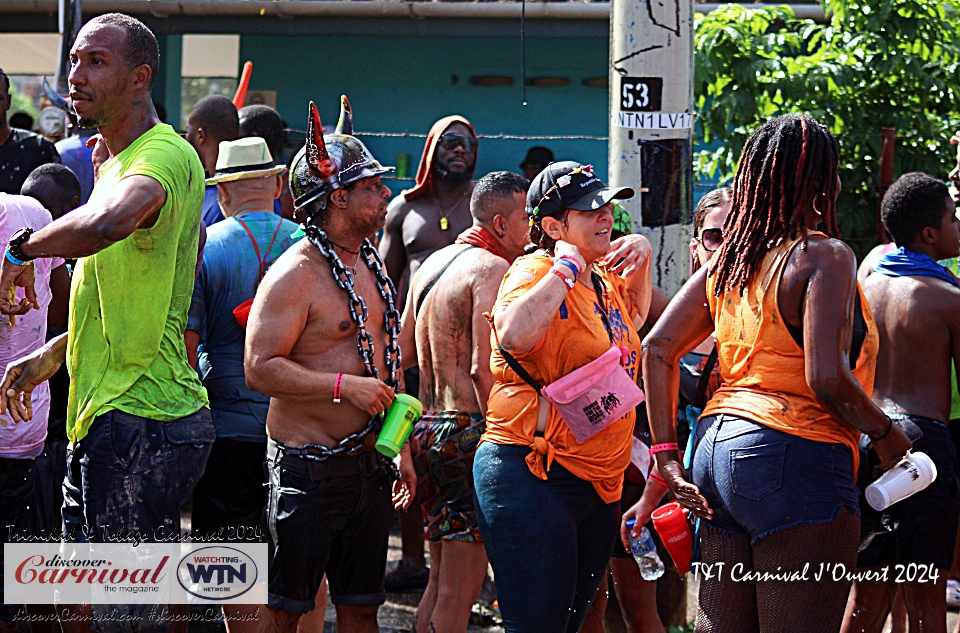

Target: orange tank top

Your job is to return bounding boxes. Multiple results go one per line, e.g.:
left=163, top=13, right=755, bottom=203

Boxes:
left=701, top=232, right=878, bottom=473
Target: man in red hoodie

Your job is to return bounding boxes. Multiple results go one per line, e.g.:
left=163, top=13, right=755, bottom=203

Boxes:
left=381, top=116, right=478, bottom=296
left=379, top=116, right=478, bottom=588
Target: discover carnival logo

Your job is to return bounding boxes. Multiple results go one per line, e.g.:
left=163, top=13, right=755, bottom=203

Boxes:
left=4, top=543, right=267, bottom=604
left=177, top=546, right=258, bottom=600
left=14, top=553, right=169, bottom=588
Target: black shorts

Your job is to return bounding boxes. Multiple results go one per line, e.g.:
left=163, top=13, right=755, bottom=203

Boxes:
left=1, top=457, right=39, bottom=620
left=33, top=437, right=68, bottom=533
left=192, top=438, right=267, bottom=542
left=264, top=440, right=393, bottom=612
left=858, top=415, right=960, bottom=570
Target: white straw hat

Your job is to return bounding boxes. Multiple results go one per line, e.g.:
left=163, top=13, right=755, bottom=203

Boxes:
left=206, top=137, right=285, bottom=185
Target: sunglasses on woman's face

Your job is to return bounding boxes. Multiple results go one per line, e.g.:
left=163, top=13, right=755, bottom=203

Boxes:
left=438, top=134, right=477, bottom=153
left=697, top=227, right=724, bottom=252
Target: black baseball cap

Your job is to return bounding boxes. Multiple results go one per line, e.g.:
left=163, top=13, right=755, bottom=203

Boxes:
left=527, top=161, right=634, bottom=220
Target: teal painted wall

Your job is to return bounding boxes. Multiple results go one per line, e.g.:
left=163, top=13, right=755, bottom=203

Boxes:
left=238, top=34, right=610, bottom=195
left=157, top=34, right=182, bottom=130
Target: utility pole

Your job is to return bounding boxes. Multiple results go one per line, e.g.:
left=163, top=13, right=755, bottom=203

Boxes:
left=608, top=0, right=695, bottom=294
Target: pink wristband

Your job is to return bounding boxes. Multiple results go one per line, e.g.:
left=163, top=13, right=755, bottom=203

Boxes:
left=333, top=373, right=344, bottom=403
left=649, top=442, right=679, bottom=456
left=648, top=470, right=668, bottom=487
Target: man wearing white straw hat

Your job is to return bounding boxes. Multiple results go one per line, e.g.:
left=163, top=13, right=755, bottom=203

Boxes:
left=187, top=136, right=299, bottom=632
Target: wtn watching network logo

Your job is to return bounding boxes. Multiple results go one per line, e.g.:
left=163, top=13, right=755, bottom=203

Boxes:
left=177, top=547, right=258, bottom=600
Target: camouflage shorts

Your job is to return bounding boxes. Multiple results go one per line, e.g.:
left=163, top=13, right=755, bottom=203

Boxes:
left=411, top=411, right=485, bottom=543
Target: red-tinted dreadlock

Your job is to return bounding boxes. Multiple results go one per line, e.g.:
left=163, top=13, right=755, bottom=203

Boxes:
left=710, top=114, right=840, bottom=295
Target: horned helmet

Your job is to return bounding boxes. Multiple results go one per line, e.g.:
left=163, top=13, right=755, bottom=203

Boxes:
left=290, top=96, right=393, bottom=214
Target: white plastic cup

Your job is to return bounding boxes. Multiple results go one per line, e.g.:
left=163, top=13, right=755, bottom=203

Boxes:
left=865, top=451, right=938, bottom=511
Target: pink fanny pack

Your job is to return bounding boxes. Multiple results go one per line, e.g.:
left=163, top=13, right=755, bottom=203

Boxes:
left=541, top=345, right=645, bottom=443
left=496, top=271, right=645, bottom=444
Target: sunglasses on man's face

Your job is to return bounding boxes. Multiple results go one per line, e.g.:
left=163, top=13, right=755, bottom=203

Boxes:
left=697, top=227, right=724, bottom=252
left=438, top=134, right=477, bottom=153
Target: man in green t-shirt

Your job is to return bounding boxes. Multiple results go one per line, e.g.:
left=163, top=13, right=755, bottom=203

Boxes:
left=0, top=13, right=212, bottom=551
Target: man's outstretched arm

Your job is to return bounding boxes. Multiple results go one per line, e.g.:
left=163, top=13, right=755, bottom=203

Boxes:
left=0, top=175, right=166, bottom=316
left=18, top=174, right=166, bottom=260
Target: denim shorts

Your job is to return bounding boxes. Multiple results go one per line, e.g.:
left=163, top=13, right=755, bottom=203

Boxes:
left=61, top=409, right=214, bottom=633
left=692, top=414, right=860, bottom=544
left=264, top=440, right=393, bottom=612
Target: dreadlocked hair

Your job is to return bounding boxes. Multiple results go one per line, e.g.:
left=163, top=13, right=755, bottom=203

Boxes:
left=709, top=114, right=840, bottom=295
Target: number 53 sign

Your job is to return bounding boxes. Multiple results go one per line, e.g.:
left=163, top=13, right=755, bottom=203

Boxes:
left=619, top=77, right=663, bottom=112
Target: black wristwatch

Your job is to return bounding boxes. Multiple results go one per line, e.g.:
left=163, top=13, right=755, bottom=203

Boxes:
left=7, top=227, right=35, bottom=264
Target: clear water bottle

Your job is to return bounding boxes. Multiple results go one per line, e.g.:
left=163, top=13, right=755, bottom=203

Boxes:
left=626, top=518, right=665, bottom=581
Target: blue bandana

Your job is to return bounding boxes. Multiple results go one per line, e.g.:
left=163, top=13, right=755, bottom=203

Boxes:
left=874, top=246, right=960, bottom=288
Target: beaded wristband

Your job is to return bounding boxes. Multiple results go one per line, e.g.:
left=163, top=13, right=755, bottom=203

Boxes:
left=649, top=442, right=680, bottom=455
left=550, top=267, right=575, bottom=289
left=648, top=470, right=669, bottom=487
left=333, top=373, right=344, bottom=403
left=554, top=256, right=581, bottom=280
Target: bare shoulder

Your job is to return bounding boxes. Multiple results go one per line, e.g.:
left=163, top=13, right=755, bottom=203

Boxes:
left=384, top=194, right=414, bottom=228
left=790, top=234, right=856, bottom=279
left=259, top=240, right=324, bottom=298
left=805, top=234, right=856, bottom=267
left=861, top=266, right=890, bottom=300
left=469, top=250, right=511, bottom=291
left=931, top=277, right=960, bottom=314
left=472, top=248, right=511, bottom=269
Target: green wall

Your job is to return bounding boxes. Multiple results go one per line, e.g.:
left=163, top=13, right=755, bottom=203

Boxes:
left=238, top=34, right=610, bottom=194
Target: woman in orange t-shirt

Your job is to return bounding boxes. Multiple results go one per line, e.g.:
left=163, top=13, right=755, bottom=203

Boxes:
left=641, top=115, right=912, bottom=633
left=473, top=162, right=651, bottom=633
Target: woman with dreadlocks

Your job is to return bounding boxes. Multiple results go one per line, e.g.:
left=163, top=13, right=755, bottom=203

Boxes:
left=642, top=114, right=912, bottom=632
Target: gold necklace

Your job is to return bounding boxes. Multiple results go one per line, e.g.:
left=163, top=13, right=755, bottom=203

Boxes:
left=433, top=190, right=469, bottom=231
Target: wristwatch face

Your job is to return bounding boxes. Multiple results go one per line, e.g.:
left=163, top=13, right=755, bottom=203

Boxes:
left=10, top=228, right=32, bottom=245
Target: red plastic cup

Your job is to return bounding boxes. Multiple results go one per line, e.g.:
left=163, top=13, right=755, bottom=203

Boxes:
left=651, top=501, right=694, bottom=573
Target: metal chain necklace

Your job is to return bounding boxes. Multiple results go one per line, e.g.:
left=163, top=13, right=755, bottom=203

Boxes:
left=303, top=222, right=402, bottom=392
left=288, top=222, right=402, bottom=478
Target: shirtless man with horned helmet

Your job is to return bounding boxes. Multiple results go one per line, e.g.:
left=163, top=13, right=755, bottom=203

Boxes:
left=245, top=97, right=416, bottom=633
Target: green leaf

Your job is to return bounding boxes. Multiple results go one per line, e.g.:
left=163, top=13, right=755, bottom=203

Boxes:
left=695, top=0, right=960, bottom=258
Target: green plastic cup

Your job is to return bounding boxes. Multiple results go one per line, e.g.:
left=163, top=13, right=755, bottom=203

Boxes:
left=375, top=394, right=424, bottom=458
